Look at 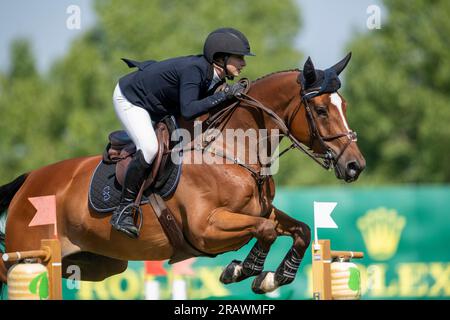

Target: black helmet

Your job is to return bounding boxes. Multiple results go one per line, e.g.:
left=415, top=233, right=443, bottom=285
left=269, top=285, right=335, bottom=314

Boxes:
left=203, top=27, right=255, bottom=64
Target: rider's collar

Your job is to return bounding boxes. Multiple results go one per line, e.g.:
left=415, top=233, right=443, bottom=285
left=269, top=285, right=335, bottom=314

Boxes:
left=208, top=68, right=222, bottom=91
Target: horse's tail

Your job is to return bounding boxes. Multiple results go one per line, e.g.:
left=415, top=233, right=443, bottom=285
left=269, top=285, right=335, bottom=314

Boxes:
left=0, top=173, right=28, bottom=291
left=0, top=173, right=28, bottom=213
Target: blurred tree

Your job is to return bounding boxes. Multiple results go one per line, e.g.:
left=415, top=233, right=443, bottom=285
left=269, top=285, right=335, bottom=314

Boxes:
left=344, top=0, right=450, bottom=183
left=0, top=0, right=304, bottom=184
left=94, top=0, right=302, bottom=80
left=0, top=39, right=55, bottom=179
left=8, top=39, right=37, bottom=79
left=48, top=31, right=118, bottom=159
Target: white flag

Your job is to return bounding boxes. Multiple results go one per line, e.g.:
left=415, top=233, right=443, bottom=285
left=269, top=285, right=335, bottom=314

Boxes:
left=314, top=201, right=338, bottom=229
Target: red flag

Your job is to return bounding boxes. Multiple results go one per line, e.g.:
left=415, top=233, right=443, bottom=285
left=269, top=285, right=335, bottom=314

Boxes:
left=28, top=195, right=57, bottom=237
left=172, top=258, right=196, bottom=276
left=145, top=261, right=167, bottom=276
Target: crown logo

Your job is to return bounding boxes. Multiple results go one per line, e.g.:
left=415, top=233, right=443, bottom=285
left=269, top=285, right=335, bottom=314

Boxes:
left=357, top=207, right=406, bottom=261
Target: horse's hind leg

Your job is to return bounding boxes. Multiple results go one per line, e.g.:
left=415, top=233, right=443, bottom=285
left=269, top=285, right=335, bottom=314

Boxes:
left=251, top=207, right=311, bottom=294
left=196, top=208, right=277, bottom=285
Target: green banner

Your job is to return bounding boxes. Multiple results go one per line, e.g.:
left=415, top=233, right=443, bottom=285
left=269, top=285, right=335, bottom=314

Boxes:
left=61, top=186, right=450, bottom=300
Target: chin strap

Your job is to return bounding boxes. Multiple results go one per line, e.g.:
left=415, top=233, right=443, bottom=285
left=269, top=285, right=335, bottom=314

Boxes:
left=223, top=56, right=234, bottom=80
left=214, top=56, right=234, bottom=80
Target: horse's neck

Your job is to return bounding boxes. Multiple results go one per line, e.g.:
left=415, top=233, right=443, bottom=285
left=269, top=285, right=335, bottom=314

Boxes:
left=227, top=71, right=299, bottom=132
left=215, top=71, right=299, bottom=167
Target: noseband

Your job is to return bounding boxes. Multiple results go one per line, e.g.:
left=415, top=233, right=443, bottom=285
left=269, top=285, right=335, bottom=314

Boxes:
left=286, top=89, right=358, bottom=170
left=203, top=77, right=358, bottom=172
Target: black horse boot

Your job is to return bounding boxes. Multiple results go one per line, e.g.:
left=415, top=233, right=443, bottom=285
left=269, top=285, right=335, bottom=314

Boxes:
left=110, top=150, right=151, bottom=238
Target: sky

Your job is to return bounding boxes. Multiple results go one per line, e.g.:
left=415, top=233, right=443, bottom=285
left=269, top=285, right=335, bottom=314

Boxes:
left=296, top=0, right=385, bottom=69
left=0, top=0, right=385, bottom=73
left=0, top=0, right=97, bottom=72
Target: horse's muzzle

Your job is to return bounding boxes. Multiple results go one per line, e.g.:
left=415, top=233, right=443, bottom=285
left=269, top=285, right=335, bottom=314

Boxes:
left=343, top=160, right=365, bottom=182
left=334, top=159, right=365, bottom=182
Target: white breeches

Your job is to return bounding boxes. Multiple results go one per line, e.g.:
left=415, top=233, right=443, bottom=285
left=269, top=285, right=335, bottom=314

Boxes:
left=113, top=83, right=158, bottom=164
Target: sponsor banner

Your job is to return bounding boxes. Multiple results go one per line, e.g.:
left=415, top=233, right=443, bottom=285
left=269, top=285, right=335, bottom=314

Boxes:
left=62, top=186, right=450, bottom=300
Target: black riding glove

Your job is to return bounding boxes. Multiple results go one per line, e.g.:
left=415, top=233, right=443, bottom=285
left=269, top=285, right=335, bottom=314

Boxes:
left=223, top=82, right=246, bottom=99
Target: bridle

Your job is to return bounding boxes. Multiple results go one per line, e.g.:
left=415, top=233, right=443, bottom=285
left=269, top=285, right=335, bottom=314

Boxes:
left=192, top=75, right=357, bottom=216
left=204, top=77, right=358, bottom=172
left=285, top=88, right=358, bottom=170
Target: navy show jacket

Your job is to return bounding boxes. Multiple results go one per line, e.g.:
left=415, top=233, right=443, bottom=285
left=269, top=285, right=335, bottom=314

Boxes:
left=118, top=55, right=226, bottom=121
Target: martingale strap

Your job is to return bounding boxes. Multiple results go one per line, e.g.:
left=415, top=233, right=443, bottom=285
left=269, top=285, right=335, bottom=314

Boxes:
left=196, top=76, right=358, bottom=204
left=204, top=87, right=357, bottom=172
left=235, top=93, right=329, bottom=169
left=148, top=193, right=216, bottom=264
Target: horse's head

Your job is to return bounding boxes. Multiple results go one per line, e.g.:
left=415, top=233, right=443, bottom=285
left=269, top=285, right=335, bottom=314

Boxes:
left=288, top=53, right=366, bottom=182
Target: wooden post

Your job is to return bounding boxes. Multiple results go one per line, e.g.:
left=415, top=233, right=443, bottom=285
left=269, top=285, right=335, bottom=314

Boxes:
left=3, top=238, right=63, bottom=300
left=41, top=239, right=62, bottom=300
left=312, top=239, right=332, bottom=300
left=312, top=239, right=364, bottom=300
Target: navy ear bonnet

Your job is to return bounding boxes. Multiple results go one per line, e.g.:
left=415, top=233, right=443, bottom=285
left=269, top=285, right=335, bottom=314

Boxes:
left=299, top=52, right=352, bottom=99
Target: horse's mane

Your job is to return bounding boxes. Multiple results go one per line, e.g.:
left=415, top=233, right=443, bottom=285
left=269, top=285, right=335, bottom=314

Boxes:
left=253, top=68, right=300, bottom=83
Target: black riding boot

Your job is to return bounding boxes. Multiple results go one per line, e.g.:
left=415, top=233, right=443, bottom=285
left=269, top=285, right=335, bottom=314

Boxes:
left=110, top=150, right=151, bottom=239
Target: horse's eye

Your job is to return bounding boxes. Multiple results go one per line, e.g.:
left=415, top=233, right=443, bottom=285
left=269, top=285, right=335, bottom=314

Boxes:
left=315, top=106, right=328, bottom=117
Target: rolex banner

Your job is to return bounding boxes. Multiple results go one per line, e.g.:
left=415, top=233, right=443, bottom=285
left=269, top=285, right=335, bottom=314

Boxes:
left=61, top=186, right=450, bottom=300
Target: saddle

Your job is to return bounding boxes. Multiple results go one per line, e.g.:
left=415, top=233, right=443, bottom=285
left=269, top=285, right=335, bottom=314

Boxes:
left=89, top=116, right=210, bottom=263
left=102, top=121, right=172, bottom=191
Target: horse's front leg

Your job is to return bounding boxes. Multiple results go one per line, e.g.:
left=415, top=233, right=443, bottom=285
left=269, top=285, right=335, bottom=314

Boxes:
left=220, top=239, right=273, bottom=285
left=196, top=208, right=277, bottom=285
left=251, top=207, right=311, bottom=294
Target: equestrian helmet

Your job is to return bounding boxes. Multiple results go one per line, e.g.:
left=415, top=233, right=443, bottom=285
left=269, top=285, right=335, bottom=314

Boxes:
left=203, top=27, right=255, bottom=64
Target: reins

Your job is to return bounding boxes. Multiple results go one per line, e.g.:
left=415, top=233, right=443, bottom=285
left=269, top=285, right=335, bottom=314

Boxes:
left=176, top=72, right=358, bottom=210
left=175, top=74, right=357, bottom=216
left=202, top=75, right=358, bottom=177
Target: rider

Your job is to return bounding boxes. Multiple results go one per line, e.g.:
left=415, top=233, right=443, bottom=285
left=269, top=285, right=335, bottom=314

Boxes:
left=111, top=27, right=255, bottom=238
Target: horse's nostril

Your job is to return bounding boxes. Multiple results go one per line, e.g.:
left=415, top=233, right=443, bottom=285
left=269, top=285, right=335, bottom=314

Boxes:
left=346, top=161, right=360, bottom=177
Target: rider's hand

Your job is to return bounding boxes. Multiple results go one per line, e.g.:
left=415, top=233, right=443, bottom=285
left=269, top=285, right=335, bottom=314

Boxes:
left=224, top=82, right=245, bottom=99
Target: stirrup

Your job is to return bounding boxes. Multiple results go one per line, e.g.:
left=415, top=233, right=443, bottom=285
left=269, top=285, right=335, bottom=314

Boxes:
left=114, top=202, right=144, bottom=235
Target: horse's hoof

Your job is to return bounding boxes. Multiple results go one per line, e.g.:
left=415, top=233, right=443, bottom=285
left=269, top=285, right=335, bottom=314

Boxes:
left=251, top=271, right=278, bottom=294
left=219, top=260, right=243, bottom=284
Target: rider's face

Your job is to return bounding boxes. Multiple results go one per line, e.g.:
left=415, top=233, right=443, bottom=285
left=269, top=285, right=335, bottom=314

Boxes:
left=226, top=55, right=246, bottom=77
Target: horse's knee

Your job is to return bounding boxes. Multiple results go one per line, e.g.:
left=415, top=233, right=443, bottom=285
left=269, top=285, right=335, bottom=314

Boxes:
left=294, top=222, right=311, bottom=250
left=255, top=219, right=277, bottom=245
left=302, top=222, right=311, bottom=245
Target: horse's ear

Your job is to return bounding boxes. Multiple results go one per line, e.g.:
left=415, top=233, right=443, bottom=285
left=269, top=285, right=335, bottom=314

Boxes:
left=331, top=52, right=352, bottom=75
left=303, top=56, right=317, bottom=86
